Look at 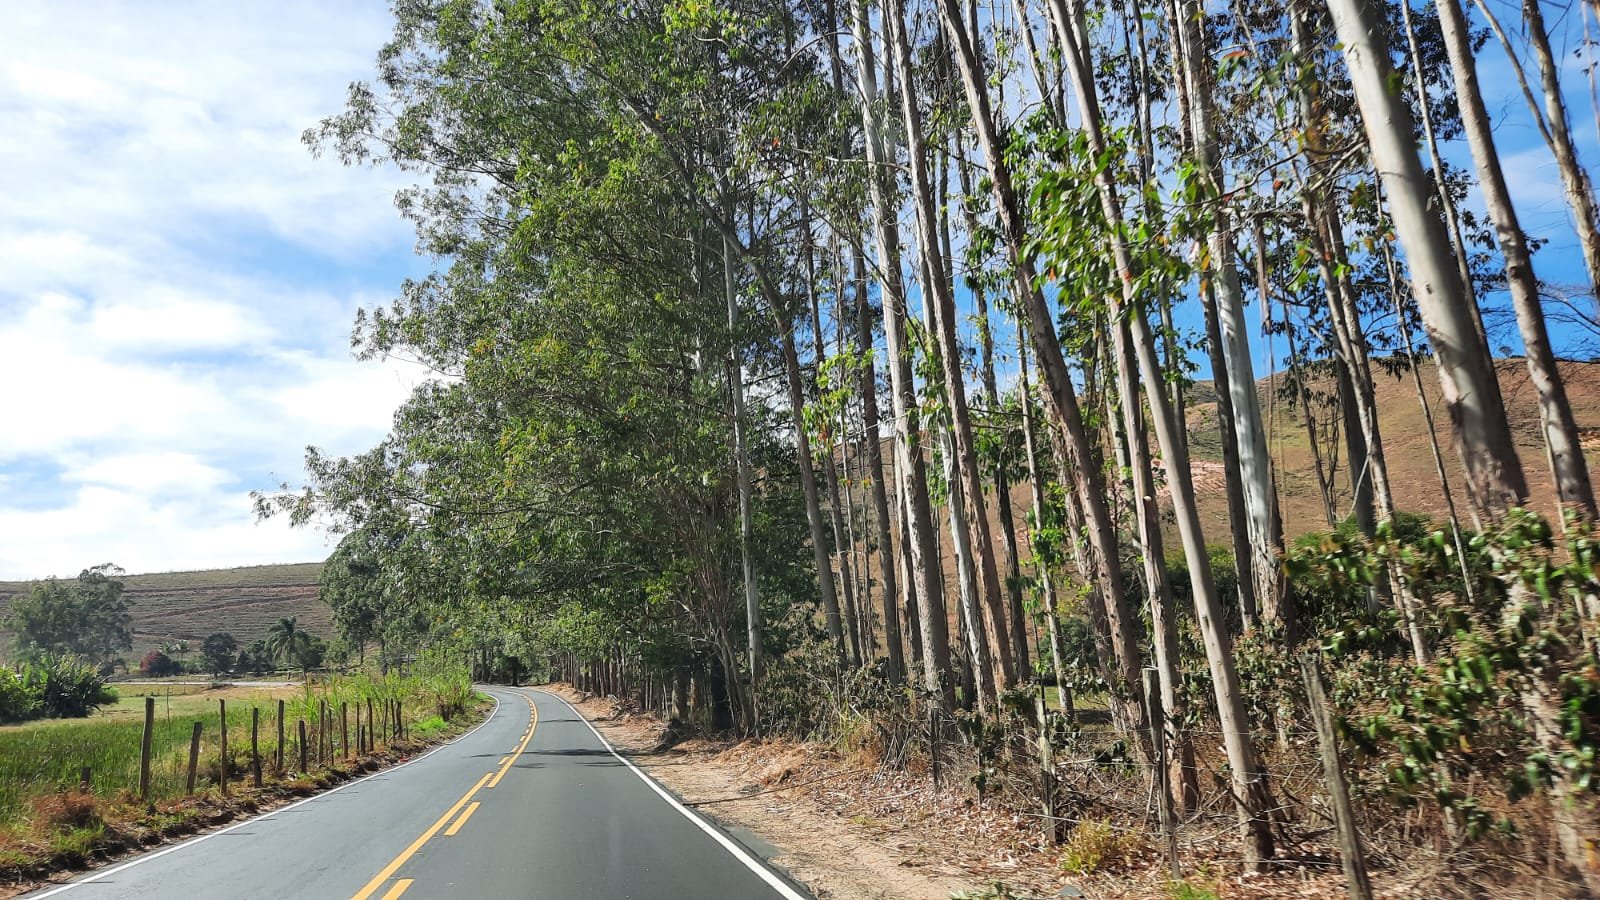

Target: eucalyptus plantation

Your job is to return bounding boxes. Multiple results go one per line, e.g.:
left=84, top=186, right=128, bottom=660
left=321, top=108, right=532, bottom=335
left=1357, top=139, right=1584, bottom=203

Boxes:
left=267, top=0, right=1600, bottom=889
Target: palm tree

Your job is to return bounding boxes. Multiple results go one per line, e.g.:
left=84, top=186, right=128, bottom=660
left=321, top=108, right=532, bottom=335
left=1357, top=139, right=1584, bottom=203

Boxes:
left=265, top=616, right=312, bottom=680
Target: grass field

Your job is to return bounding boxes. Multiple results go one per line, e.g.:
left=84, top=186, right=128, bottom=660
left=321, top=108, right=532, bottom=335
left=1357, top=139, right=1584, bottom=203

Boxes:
left=0, top=675, right=468, bottom=828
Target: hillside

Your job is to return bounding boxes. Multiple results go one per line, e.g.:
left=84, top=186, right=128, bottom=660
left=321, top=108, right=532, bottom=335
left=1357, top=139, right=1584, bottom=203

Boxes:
left=888, top=357, right=1600, bottom=639
left=0, top=562, right=330, bottom=666
left=1185, top=357, right=1600, bottom=539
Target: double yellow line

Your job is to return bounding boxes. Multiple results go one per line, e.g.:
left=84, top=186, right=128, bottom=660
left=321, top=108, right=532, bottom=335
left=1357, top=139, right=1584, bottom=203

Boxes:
left=351, top=695, right=539, bottom=900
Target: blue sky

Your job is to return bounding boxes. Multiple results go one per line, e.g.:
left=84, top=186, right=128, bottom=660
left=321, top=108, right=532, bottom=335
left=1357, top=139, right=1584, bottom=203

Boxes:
left=0, top=2, right=429, bottom=578
left=1, top=1, right=1597, bottom=580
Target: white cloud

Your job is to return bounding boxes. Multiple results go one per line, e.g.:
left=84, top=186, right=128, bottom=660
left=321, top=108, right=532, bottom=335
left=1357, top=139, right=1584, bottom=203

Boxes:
left=67, top=453, right=233, bottom=496
left=0, top=486, right=340, bottom=581
left=0, top=2, right=430, bottom=579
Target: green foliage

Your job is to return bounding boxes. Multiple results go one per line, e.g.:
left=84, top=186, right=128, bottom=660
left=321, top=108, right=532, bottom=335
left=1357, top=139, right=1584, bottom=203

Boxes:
left=1166, top=881, right=1221, bottom=900
left=200, top=633, right=238, bottom=676
left=1295, top=510, right=1600, bottom=838
left=266, top=616, right=324, bottom=675
left=6, top=565, right=132, bottom=665
left=0, top=656, right=115, bottom=723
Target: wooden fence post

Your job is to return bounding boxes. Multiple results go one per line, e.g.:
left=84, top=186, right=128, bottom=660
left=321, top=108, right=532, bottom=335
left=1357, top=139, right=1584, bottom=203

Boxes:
left=219, top=699, right=229, bottom=795
left=1300, top=652, right=1373, bottom=900
left=186, top=722, right=202, bottom=793
left=928, top=704, right=941, bottom=789
left=1144, top=669, right=1180, bottom=877
left=366, top=698, right=375, bottom=750
left=138, top=696, right=155, bottom=801
left=80, top=766, right=92, bottom=793
left=251, top=707, right=262, bottom=788
left=341, top=703, right=350, bottom=760
left=276, top=699, right=285, bottom=773
left=298, top=719, right=308, bottom=772
left=1035, top=687, right=1062, bottom=845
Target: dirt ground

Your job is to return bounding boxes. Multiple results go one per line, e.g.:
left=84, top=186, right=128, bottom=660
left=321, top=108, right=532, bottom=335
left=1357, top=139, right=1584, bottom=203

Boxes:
left=546, top=686, right=1534, bottom=900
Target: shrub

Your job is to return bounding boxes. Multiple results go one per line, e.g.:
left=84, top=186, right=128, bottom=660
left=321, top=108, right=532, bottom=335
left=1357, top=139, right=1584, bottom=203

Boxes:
left=25, top=656, right=117, bottom=718
left=1059, top=818, right=1142, bottom=875
left=138, top=650, right=181, bottom=678
left=0, top=657, right=114, bottom=722
left=0, top=669, right=40, bottom=723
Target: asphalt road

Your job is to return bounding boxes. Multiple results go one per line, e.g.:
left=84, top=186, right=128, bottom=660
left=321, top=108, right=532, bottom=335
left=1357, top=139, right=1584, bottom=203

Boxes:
left=26, top=687, right=809, bottom=900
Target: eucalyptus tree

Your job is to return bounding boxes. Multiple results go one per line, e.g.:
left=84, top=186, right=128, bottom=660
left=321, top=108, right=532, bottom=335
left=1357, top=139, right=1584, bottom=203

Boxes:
left=1171, top=0, right=1284, bottom=629
left=848, top=0, right=955, bottom=707
left=1471, top=0, right=1600, bottom=307
left=1322, top=0, right=1529, bottom=519
left=1431, top=0, right=1596, bottom=522
left=265, top=0, right=830, bottom=731
left=885, top=0, right=1015, bottom=705
left=919, top=0, right=1148, bottom=737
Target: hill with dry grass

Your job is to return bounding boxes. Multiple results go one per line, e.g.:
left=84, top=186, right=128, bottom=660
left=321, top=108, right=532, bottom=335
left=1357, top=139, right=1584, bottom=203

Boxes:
left=1184, top=357, right=1600, bottom=540
left=0, top=563, right=330, bottom=666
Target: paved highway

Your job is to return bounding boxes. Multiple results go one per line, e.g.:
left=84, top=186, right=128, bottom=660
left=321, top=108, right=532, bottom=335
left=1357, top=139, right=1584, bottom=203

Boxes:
left=26, top=687, right=808, bottom=900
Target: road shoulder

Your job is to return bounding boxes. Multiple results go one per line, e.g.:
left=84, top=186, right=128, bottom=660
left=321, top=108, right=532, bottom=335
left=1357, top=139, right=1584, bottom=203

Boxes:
left=545, top=686, right=978, bottom=900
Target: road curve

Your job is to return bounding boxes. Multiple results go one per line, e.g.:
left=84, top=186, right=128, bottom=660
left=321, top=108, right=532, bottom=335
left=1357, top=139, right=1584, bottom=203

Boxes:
left=25, top=687, right=809, bottom=900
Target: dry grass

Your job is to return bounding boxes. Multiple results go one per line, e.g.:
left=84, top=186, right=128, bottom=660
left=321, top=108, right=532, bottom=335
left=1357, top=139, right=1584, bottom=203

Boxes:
left=0, top=563, right=330, bottom=666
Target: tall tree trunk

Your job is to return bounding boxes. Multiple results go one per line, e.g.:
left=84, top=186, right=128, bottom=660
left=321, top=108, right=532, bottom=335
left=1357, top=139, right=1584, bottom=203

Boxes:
left=851, top=0, right=952, bottom=707
left=957, top=151, right=1031, bottom=675
left=1324, top=0, right=1530, bottom=517
left=1396, top=0, right=1482, bottom=334
left=854, top=249, right=906, bottom=681
left=1046, top=0, right=1276, bottom=864
left=1290, top=3, right=1424, bottom=650
left=889, top=8, right=1012, bottom=701
left=781, top=327, right=849, bottom=664
left=721, top=227, right=763, bottom=702
left=1283, top=312, right=1338, bottom=529
left=1016, top=321, right=1069, bottom=692
left=803, top=208, right=864, bottom=668
left=1434, top=0, right=1597, bottom=521
left=1174, top=0, right=1284, bottom=631
left=929, top=0, right=1145, bottom=729
left=1112, top=311, right=1201, bottom=813
left=1471, top=0, right=1600, bottom=317
left=1199, top=276, right=1262, bottom=629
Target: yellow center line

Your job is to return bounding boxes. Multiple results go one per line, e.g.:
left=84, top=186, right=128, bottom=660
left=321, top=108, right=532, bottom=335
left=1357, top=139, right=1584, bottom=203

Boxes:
left=488, top=700, right=538, bottom=788
left=350, top=772, right=491, bottom=900
left=443, top=801, right=480, bottom=836
left=350, top=694, right=541, bottom=900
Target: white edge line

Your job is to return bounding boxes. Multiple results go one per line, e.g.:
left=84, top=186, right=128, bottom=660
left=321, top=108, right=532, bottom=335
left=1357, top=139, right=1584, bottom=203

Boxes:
left=26, top=692, right=506, bottom=899
left=532, top=688, right=809, bottom=900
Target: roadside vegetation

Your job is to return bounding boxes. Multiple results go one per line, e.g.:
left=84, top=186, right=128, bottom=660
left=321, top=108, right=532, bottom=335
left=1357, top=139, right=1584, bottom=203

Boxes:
left=248, top=0, right=1600, bottom=893
left=0, top=659, right=481, bottom=882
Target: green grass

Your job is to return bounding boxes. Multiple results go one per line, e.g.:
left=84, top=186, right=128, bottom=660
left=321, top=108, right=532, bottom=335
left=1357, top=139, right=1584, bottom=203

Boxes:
left=0, top=695, right=285, bottom=819
left=0, top=672, right=475, bottom=826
